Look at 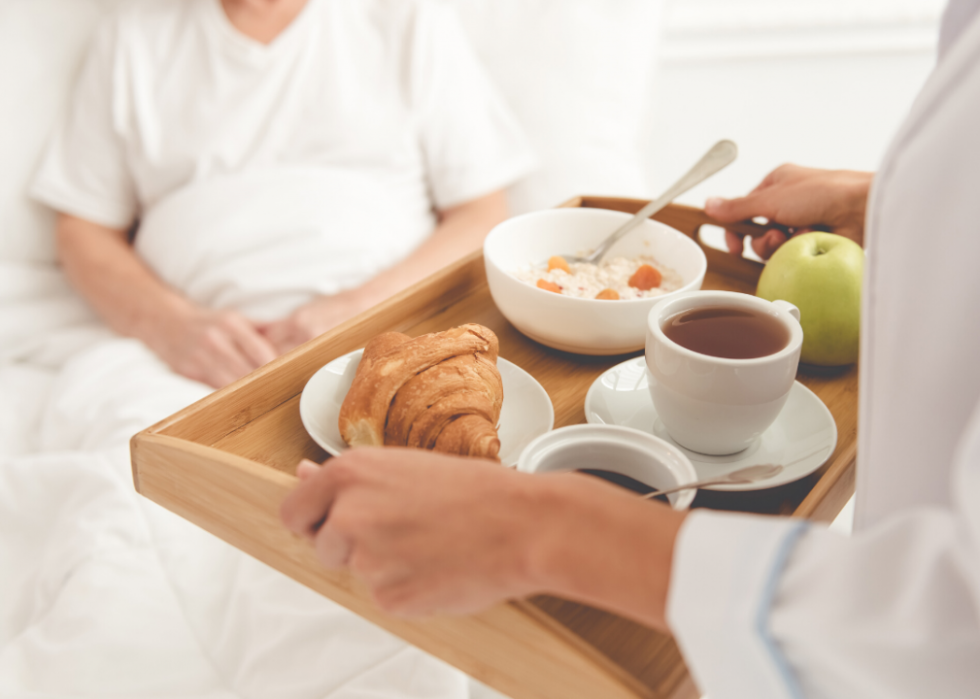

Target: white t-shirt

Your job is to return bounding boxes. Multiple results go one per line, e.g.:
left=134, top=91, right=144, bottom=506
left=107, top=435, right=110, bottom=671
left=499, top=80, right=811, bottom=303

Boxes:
left=31, top=0, right=534, bottom=306
left=666, top=7, right=980, bottom=698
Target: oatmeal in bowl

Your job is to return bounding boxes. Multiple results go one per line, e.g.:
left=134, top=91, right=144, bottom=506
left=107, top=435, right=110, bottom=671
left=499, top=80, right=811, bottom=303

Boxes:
left=484, top=207, right=707, bottom=355
left=515, top=254, right=683, bottom=300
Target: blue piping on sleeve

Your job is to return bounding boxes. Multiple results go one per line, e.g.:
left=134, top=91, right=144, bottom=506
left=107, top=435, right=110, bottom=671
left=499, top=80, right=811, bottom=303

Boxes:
left=756, top=520, right=810, bottom=699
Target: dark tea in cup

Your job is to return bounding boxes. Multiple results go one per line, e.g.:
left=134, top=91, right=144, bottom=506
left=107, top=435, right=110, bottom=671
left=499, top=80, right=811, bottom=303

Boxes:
left=646, top=291, right=803, bottom=454
left=662, top=305, right=789, bottom=359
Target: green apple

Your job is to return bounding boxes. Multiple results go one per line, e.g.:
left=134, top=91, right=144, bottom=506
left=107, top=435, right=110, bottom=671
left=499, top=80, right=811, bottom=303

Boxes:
left=756, top=232, right=864, bottom=366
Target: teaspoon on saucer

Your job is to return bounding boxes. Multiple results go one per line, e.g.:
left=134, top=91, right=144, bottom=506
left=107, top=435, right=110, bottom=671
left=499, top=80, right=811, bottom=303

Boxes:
left=640, top=463, right=784, bottom=500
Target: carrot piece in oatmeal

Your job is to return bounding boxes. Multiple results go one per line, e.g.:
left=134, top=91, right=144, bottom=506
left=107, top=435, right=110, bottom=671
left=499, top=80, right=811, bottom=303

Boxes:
left=547, top=256, right=571, bottom=273
left=628, top=264, right=662, bottom=291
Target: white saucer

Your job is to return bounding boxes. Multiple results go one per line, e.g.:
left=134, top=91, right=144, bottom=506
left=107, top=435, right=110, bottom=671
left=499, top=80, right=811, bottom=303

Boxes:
left=584, top=357, right=837, bottom=491
left=300, top=349, right=555, bottom=467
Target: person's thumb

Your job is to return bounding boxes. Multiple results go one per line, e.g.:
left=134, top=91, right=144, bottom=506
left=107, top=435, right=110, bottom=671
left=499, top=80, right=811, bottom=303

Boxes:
left=705, top=195, right=768, bottom=224
left=297, top=459, right=322, bottom=481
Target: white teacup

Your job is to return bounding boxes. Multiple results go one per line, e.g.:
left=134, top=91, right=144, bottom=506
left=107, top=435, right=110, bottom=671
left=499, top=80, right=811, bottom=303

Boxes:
left=645, top=290, right=803, bottom=455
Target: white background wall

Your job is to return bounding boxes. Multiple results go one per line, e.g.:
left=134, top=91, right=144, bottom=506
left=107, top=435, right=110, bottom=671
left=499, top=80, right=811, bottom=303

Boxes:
left=642, top=0, right=946, bottom=210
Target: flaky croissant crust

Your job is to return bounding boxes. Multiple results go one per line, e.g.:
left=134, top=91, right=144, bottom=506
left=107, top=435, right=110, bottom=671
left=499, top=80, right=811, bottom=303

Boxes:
left=338, top=324, right=503, bottom=459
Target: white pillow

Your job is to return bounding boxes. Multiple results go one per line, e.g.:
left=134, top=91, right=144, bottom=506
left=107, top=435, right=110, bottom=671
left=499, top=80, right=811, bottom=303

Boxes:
left=0, top=0, right=124, bottom=264
left=451, top=0, right=664, bottom=213
left=0, top=0, right=662, bottom=263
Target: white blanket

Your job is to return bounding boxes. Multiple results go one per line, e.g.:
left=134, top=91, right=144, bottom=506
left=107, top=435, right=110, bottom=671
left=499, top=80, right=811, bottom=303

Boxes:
left=0, top=443, right=466, bottom=698
left=0, top=174, right=469, bottom=698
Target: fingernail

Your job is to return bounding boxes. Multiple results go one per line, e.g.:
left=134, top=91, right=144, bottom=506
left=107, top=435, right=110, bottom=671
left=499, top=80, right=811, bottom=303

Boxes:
left=704, top=197, right=725, bottom=213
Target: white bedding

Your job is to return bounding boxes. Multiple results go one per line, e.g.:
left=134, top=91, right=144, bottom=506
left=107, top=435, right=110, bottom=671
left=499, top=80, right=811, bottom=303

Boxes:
left=0, top=175, right=470, bottom=697
left=0, top=445, right=467, bottom=698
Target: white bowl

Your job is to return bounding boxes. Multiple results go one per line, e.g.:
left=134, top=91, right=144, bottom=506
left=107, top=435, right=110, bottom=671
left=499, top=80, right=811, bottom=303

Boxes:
left=516, top=424, right=698, bottom=510
left=484, top=208, right=707, bottom=355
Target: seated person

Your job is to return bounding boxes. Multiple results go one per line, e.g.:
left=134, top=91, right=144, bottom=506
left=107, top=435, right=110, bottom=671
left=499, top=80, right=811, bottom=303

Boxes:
left=32, top=0, right=534, bottom=389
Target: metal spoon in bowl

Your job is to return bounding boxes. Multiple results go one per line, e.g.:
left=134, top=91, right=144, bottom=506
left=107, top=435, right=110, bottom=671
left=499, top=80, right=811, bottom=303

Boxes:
left=554, top=139, right=738, bottom=267
left=640, top=463, right=783, bottom=501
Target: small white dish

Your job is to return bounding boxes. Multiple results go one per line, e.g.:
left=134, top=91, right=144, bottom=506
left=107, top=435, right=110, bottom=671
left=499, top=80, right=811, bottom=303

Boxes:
left=516, top=423, right=698, bottom=510
left=300, top=349, right=555, bottom=467
left=584, top=357, right=837, bottom=491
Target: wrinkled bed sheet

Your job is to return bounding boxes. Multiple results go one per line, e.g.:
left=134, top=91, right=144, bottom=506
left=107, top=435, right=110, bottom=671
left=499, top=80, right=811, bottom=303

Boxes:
left=0, top=171, right=469, bottom=697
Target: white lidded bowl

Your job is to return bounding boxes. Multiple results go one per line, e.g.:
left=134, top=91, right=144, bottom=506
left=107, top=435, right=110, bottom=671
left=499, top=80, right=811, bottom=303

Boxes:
left=516, top=424, right=698, bottom=510
left=484, top=208, right=707, bottom=355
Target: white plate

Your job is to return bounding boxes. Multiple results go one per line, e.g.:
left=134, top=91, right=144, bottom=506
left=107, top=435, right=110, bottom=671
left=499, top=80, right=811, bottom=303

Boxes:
left=584, top=357, right=837, bottom=491
left=300, top=349, right=555, bottom=466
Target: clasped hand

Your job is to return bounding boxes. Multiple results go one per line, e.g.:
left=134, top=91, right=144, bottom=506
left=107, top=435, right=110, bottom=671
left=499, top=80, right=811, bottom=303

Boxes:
left=152, top=307, right=278, bottom=389
left=258, top=292, right=362, bottom=356
left=156, top=294, right=361, bottom=388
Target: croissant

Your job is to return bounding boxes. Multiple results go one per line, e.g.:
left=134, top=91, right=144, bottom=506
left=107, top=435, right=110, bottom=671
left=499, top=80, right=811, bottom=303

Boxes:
left=338, top=324, right=504, bottom=459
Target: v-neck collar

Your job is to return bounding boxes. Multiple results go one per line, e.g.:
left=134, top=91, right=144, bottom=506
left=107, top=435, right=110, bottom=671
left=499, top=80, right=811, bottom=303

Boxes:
left=204, top=0, right=319, bottom=64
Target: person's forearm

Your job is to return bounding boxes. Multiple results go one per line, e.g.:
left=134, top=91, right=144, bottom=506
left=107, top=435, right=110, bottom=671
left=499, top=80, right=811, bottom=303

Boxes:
left=347, top=190, right=509, bottom=309
left=524, top=475, right=687, bottom=632
left=56, top=214, right=197, bottom=345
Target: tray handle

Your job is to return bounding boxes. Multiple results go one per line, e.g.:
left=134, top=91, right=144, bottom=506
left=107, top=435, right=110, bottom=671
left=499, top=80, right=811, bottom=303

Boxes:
left=566, top=196, right=769, bottom=286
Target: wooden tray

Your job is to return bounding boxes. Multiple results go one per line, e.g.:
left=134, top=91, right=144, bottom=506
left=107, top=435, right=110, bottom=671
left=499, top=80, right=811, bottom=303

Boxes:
left=131, top=198, right=857, bottom=699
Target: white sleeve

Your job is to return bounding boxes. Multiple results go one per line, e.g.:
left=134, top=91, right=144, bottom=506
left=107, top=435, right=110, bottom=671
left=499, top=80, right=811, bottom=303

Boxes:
left=30, top=15, right=138, bottom=229
left=667, top=406, right=980, bottom=699
left=408, top=2, right=537, bottom=211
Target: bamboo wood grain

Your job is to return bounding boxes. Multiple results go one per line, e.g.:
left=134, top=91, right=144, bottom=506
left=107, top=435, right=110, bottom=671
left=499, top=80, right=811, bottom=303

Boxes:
left=132, top=199, right=858, bottom=699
